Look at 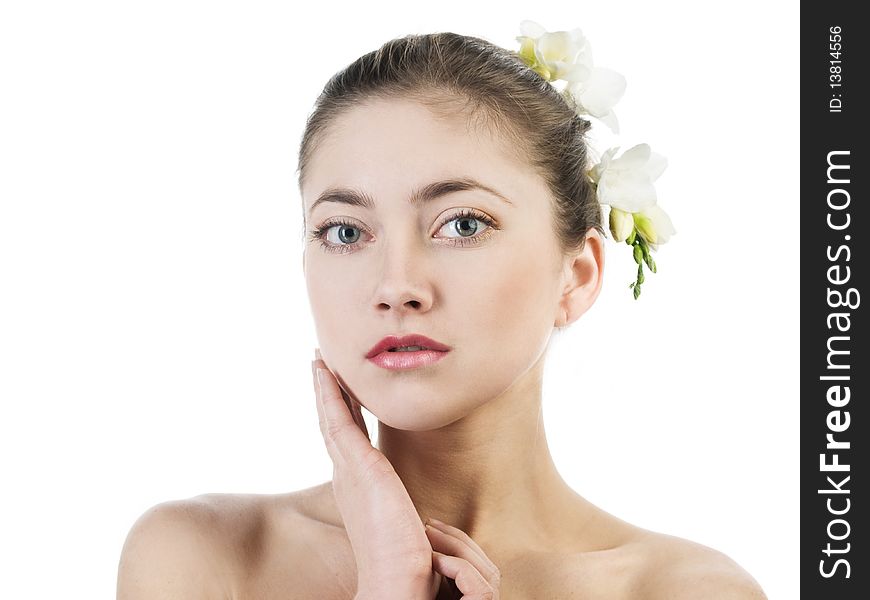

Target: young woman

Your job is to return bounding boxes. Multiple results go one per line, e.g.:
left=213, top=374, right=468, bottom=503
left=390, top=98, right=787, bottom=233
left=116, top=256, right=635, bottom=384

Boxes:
left=118, top=30, right=767, bottom=599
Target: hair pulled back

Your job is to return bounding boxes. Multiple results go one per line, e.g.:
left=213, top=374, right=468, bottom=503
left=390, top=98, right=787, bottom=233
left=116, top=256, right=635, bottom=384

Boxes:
left=296, top=31, right=605, bottom=254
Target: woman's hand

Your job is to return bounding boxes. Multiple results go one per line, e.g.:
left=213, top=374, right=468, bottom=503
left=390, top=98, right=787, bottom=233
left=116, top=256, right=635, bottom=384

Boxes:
left=425, top=518, right=502, bottom=600
left=312, top=349, right=501, bottom=599
left=312, top=350, right=440, bottom=599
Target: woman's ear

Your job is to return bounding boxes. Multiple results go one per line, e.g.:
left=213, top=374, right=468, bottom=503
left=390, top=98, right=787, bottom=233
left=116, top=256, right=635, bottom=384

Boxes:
left=554, top=228, right=605, bottom=328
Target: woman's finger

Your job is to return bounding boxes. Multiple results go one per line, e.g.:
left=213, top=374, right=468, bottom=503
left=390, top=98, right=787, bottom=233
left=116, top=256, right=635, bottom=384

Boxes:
left=431, top=551, right=498, bottom=599
left=340, top=386, right=368, bottom=439
left=425, top=523, right=500, bottom=588
left=348, top=393, right=369, bottom=440
left=426, top=518, right=500, bottom=585
left=333, top=370, right=370, bottom=441
left=312, top=358, right=376, bottom=467
left=315, top=349, right=369, bottom=440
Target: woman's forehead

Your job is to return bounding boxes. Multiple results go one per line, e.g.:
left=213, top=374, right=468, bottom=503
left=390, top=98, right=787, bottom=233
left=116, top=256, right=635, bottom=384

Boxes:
left=302, top=99, right=533, bottom=205
left=323, top=99, right=506, bottom=163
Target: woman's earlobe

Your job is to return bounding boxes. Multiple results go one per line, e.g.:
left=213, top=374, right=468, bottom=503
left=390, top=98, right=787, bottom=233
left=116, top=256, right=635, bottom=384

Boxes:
left=554, top=307, right=570, bottom=329
left=558, top=233, right=605, bottom=327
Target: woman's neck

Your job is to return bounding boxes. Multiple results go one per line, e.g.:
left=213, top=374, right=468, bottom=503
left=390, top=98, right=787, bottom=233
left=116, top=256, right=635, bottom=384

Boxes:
left=375, top=359, right=583, bottom=553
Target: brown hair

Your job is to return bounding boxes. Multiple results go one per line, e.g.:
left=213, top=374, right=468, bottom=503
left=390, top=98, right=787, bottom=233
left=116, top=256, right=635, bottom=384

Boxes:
left=296, top=31, right=605, bottom=256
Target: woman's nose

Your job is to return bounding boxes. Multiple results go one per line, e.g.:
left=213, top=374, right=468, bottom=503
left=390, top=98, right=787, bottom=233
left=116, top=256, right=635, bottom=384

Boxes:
left=371, top=240, right=434, bottom=314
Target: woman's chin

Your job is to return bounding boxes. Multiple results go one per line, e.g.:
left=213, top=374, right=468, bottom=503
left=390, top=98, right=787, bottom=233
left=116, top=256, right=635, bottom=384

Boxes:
left=363, top=401, right=466, bottom=432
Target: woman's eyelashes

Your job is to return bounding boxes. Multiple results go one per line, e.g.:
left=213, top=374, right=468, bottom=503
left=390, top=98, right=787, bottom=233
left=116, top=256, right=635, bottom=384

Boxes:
left=309, top=209, right=499, bottom=254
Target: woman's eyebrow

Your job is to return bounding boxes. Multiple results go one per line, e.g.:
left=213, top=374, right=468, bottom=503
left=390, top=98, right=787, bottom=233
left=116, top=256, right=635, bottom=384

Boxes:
left=308, top=177, right=514, bottom=215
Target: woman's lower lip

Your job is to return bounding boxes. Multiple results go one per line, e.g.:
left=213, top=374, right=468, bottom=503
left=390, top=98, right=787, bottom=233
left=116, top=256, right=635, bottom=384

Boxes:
left=367, top=349, right=449, bottom=370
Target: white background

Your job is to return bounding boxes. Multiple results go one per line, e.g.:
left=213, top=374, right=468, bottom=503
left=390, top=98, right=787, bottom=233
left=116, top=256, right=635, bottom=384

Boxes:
left=0, top=1, right=798, bottom=598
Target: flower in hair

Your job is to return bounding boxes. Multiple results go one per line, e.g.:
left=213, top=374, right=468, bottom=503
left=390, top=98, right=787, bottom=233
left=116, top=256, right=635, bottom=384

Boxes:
left=515, top=20, right=626, bottom=133
left=632, top=204, right=676, bottom=248
left=514, top=21, right=675, bottom=299
left=589, top=144, right=667, bottom=213
left=563, top=68, right=627, bottom=134
left=516, top=20, right=591, bottom=83
left=588, top=144, right=676, bottom=250
left=588, top=143, right=676, bottom=298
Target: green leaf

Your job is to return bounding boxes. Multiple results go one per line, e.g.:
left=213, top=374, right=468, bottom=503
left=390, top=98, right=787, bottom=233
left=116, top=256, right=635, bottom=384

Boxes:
left=637, top=263, right=645, bottom=284
left=633, top=284, right=641, bottom=300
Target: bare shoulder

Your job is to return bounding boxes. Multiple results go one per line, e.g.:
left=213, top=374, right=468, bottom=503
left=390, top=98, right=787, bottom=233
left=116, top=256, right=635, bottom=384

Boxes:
left=117, top=483, right=349, bottom=600
left=631, top=530, right=768, bottom=600
left=117, top=493, right=244, bottom=599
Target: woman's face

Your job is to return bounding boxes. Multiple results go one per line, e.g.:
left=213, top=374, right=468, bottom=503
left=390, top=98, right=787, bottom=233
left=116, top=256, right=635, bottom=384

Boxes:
left=302, top=98, right=592, bottom=431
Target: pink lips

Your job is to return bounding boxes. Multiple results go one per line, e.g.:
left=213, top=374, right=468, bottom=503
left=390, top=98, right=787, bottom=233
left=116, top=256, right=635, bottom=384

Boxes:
left=366, top=334, right=451, bottom=370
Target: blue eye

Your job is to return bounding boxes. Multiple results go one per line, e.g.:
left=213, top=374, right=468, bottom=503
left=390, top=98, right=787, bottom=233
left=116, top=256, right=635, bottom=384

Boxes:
left=309, top=208, right=498, bottom=254
left=435, top=209, right=496, bottom=242
left=332, top=224, right=361, bottom=244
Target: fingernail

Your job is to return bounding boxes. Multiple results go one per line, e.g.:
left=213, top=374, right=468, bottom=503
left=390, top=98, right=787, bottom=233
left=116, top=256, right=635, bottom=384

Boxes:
left=316, top=368, right=325, bottom=390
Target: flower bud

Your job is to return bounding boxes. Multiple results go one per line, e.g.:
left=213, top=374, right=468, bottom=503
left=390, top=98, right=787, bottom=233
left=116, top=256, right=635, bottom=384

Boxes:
left=644, top=252, right=657, bottom=273
left=609, top=207, right=634, bottom=242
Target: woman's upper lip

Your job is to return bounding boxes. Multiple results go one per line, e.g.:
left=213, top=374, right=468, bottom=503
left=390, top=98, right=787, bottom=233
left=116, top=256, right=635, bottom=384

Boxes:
left=366, top=334, right=451, bottom=358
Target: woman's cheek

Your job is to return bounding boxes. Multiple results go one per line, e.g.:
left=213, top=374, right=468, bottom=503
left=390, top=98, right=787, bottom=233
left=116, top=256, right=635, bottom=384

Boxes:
left=489, top=255, right=556, bottom=361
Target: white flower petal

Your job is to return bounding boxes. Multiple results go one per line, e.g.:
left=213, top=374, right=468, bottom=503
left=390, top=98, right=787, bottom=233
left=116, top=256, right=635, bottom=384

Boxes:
left=596, top=110, right=620, bottom=133
left=588, top=147, right=618, bottom=184
left=565, top=82, right=581, bottom=104
left=641, top=204, right=676, bottom=243
left=561, top=62, right=591, bottom=83
left=584, top=41, right=595, bottom=67
left=644, top=152, right=668, bottom=181
left=602, top=146, right=619, bottom=164
left=575, top=67, right=626, bottom=117
left=574, top=46, right=594, bottom=71
left=537, top=31, right=578, bottom=63
left=613, top=143, right=651, bottom=170
left=568, top=27, right=586, bottom=46
left=588, top=164, right=602, bottom=185
left=561, top=86, right=579, bottom=110
left=521, top=25, right=593, bottom=85
left=520, top=20, right=547, bottom=39
left=550, top=60, right=574, bottom=80
left=598, top=170, right=658, bottom=212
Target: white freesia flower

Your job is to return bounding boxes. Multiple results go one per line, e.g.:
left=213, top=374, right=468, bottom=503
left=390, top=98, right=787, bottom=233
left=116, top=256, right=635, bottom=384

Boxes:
left=514, top=20, right=675, bottom=297
left=589, top=143, right=667, bottom=213
left=516, top=20, right=591, bottom=83
left=633, top=204, right=676, bottom=248
left=564, top=67, right=626, bottom=133
left=515, top=21, right=626, bottom=132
